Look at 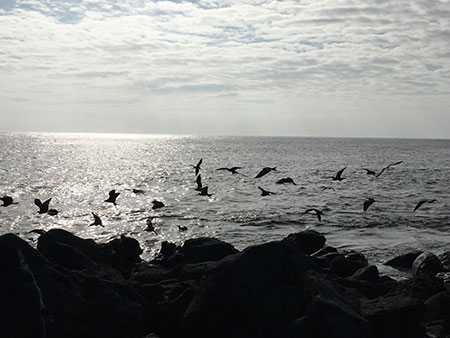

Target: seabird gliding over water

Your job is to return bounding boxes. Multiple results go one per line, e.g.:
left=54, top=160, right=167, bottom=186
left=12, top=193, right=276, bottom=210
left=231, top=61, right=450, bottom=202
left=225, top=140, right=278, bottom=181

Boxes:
left=192, top=158, right=203, bottom=176
left=414, top=199, right=438, bottom=212
left=0, top=196, right=18, bottom=207
left=255, top=167, right=277, bottom=179
left=195, top=174, right=203, bottom=191
left=363, top=198, right=376, bottom=212
left=145, top=217, right=156, bottom=232
left=302, top=208, right=323, bottom=222
left=152, top=200, right=165, bottom=209
left=276, top=177, right=296, bottom=185
left=332, top=167, right=346, bottom=181
left=34, top=198, right=52, bottom=214
left=105, top=190, right=120, bottom=206
left=258, top=186, right=275, bottom=196
left=199, top=186, right=213, bottom=197
left=375, top=161, right=403, bottom=178
left=89, top=213, right=104, bottom=227
left=216, top=167, right=243, bottom=174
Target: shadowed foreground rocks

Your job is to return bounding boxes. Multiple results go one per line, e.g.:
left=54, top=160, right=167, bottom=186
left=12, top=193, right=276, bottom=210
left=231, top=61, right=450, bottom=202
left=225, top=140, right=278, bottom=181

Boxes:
left=1, top=228, right=449, bottom=338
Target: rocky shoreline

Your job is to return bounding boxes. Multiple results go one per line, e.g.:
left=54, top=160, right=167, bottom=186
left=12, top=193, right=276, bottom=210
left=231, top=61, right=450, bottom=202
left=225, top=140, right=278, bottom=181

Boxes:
left=1, top=228, right=450, bottom=338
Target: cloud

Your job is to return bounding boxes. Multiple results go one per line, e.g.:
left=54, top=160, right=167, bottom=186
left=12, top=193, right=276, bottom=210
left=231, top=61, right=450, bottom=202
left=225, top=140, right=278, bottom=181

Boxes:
left=0, top=0, right=449, bottom=136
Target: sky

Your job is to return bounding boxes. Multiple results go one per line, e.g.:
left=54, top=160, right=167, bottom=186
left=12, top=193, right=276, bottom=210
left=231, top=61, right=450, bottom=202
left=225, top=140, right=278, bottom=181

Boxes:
left=1, top=0, right=449, bottom=138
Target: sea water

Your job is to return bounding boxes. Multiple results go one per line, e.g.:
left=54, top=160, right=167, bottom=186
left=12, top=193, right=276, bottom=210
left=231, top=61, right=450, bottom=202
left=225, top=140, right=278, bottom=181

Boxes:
left=1, top=132, right=449, bottom=276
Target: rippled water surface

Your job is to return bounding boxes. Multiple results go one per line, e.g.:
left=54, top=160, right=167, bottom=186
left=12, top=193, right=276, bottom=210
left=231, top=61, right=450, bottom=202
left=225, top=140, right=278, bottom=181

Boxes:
left=1, top=132, right=449, bottom=276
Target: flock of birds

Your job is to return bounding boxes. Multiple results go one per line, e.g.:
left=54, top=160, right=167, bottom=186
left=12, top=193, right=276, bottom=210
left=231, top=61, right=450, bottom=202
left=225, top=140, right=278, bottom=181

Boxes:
left=0, top=159, right=440, bottom=232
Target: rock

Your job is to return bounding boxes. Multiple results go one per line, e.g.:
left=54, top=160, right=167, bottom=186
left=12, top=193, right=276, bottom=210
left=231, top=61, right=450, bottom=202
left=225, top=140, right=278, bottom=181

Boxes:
left=361, top=294, right=426, bottom=338
left=385, top=250, right=424, bottom=271
left=329, top=254, right=367, bottom=278
left=412, top=252, right=443, bottom=278
left=37, top=228, right=105, bottom=271
left=182, top=237, right=238, bottom=263
left=424, top=320, right=449, bottom=338
left=352, top=265, right=379, bottom=283
left=438, top=251, right=450, bottom=271
left=282, top=229, right=326, bottom=255
left=182, top=240, right=320, bottom=338
left=424, top=291, right=450, bottom=325
left=287, top=270, right=374, bottom=338
left=102, top=235, right=143, bottom=276
left=0, top=233, right=150, bottom=338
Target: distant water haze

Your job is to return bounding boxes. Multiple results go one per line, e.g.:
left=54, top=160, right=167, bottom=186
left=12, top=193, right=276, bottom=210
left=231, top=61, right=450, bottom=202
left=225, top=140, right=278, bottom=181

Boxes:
left=0, top=132, right=449, bottom=277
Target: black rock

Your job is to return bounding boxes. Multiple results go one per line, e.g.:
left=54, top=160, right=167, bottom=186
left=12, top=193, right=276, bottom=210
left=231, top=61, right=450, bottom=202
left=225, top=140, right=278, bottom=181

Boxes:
left=412, top=252, right=443, bottom=278
left=282, top=229, right=326, bottom=255
left=182, top=237, right=238, bottom=263
left=385, top=250, right=424, bottom=271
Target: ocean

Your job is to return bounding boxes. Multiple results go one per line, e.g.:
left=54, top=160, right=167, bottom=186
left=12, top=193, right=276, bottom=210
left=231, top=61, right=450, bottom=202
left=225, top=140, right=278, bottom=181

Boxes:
left=1, top=132, right=449, bottom=277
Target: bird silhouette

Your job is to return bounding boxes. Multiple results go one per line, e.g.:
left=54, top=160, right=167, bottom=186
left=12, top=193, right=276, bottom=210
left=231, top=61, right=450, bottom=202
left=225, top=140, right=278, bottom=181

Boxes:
left=255, top=167, right=277, bottom=178
left=302, top=208, right=323, bottom=222
left=34, top=198, right=52, bottom=214
left=195, top=174, right=203, bottom=191
left=132, top=189, right=145, bottom=195
left=178, top=225, right=188, bottom=232
left=145, top=217, right=156, bottom=232
left=258, top=186, right=275, bottom=196
left=192, top=158, right=203, bottom=176
left=363, top=198, right=376, bottom=212
left=414, top=199, right=438, bottom=212
left=332, top=167, right=346, bottom=181
left=216, top=167, right=243, bottom=174
left=376, top=161, right=403, bottom=178
left=89, top=213, right=104, bottom=227
left=0, top=196, right=18, bottom=207
left=152, top=200, right=165, bottom=209
left=47, top=209, right=58, bottom=216
left=199, top=186, right=213, bottom=197
left=362, top=168, right=377, bottom=176
left=276, top=177, right=296, bottom=185
left=105, top=190, right=120, bottom=206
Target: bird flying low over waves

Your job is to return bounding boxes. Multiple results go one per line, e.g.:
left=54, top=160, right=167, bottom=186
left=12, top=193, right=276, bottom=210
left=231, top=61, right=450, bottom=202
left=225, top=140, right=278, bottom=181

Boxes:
left=152, top=200, right=165, bottom=209
left=216, top=167, right=243, bottom=174
left=195, top=174, right=203, bottom=191
left=258, top=186, right=275, bottom=196
left=332, top=167, right=346, bottom=181
left=89, top=213, right=103, bottom=227
left=192, top=158, right=202, bottom=176
left=255, top=167, right=277, bottom=179
left=105, top=190, right=120, bottom=206
left=302, top=208, right=323, bottom=222
left=372, top=161, right=403, bottom=178
left=363, top=198, right=376, bottom=212
left=0, top=195, right=18, bottom=207
left=199, top=186, right=213, bottom=197
left=145, top=217, right=156, bottom=232
left=34, top=198, right=52, bottom=214
left=414, top=199, right=438, bottom=212
left=276, top=177, right=296, bottom=185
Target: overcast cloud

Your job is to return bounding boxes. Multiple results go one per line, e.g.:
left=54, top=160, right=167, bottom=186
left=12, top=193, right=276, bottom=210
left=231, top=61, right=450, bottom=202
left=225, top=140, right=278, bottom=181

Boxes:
left=1, top=0, right=449, bottom=137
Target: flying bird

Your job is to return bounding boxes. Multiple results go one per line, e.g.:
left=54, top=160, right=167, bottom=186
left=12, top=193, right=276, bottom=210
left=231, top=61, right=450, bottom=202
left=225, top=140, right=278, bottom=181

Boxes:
left=105, top=190, right=120, bottom=206
left=34, top=198, right=52, bottom=214
left=0, top=195, right=18, bottom=207
left=258, top=186, right=275, bottom=196
left=332, top=167, right=346, bottom=181
left=302, top=208, right=323, bottom=222
left=195, top=174, right=203, bottom=191
left=89, top=213, right=104, bottom=227
left=276, top=177, right=296, bottom=185
left=255, top=167, right=277, bottom=179
left=132, top=189, right=145, bottom=195
left=145, top=217, right=156, bottom=232
left=363, top=198, right=376, bottom=212
left=178, top=225, right=188, bottom=232
left=199, top=186, right=213, bottom=197
left=362, top=168, right=377, bottom=176
left=414, top=199, right=438, bottom=212
left=152, top=200, right=165, bottom=209
left=216, top=167, right=243, bottom=174
left=376, top=161, right=403, bottom=178
left=192, top=158, right=203, bottom=176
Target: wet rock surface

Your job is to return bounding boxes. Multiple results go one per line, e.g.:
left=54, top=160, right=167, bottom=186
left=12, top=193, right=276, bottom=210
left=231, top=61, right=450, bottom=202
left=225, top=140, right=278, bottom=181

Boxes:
left=1, top=228, right=449, bottom=338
